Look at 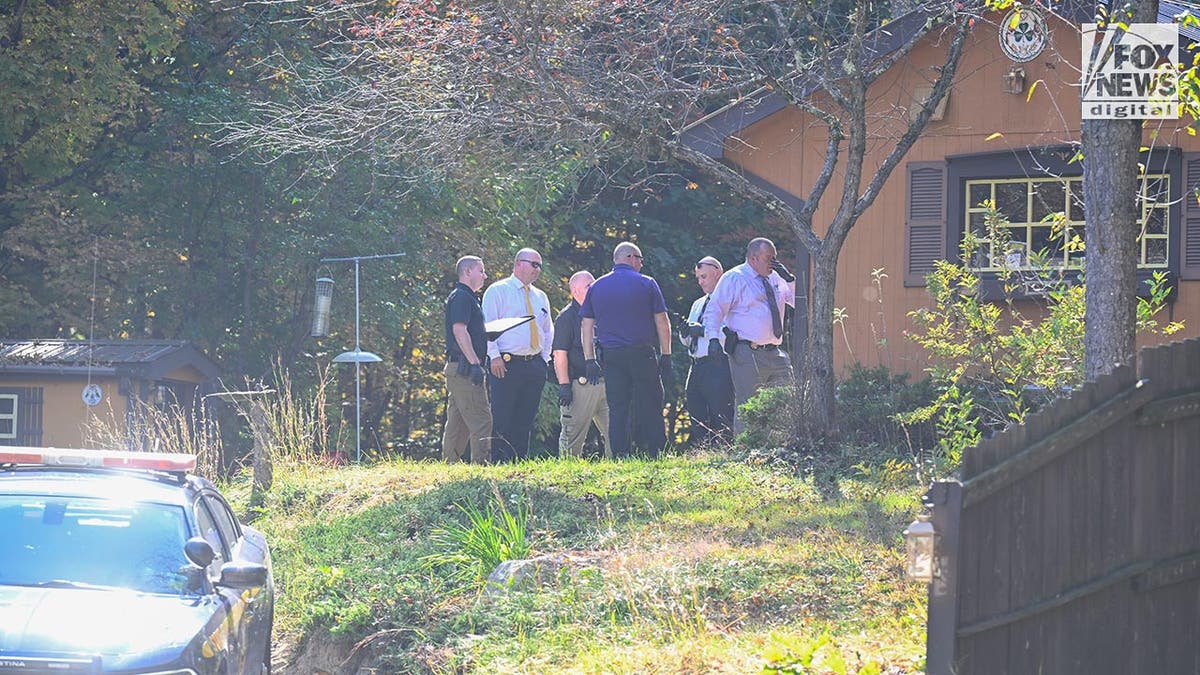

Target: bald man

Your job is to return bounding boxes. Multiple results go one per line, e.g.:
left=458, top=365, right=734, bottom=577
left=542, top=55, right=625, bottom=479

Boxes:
left=551, top=270, right=612, bottom=458
left=482, top=247, right=553, bottom=462
left=702, top=237, right=796, bottom=434
left=580, top=241, right=673, bottom=459
left=681, top=256, right=734, bottom=446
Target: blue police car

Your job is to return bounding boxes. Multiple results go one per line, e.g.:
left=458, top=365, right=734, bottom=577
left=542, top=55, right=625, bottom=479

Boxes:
left=0, top=448, right=273, bottom=674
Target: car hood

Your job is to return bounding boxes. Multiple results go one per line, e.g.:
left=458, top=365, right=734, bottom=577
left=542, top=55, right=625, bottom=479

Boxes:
left=0, top=586, right=217, bottom=660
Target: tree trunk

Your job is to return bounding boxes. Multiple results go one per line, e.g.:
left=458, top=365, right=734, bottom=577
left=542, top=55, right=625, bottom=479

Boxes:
left=803, top=251, right=838, bottom=438
left=1081, top=0, right=1158, bottom=380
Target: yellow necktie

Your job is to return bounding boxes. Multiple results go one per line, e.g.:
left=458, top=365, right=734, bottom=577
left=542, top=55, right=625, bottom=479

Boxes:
left=523, top=286, right=540, bottom=351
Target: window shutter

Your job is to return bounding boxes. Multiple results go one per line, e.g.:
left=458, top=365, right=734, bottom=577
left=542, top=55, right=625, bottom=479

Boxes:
left=905, top=161, right=948, bottom=287
left=1182, top=153, right=1200, bottom=280
left=0, top=387, right=42, bottom=447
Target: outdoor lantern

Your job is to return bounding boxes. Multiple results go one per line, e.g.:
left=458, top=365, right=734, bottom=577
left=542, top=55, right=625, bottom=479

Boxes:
left=1003, top=66, right=1026, bottom=95
left=904, top=513, right=938, bottom=583
left=311, top=276, right=334, bottom=338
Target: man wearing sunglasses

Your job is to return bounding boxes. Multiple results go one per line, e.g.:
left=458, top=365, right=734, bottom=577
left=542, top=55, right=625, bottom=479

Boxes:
left=482, top=248, right=554, bottom=462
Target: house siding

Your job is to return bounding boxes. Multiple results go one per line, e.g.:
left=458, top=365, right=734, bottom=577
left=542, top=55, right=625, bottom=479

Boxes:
left=720, top=14, right=1200, bottom=377
left=0, top=376, right=130, bottom=448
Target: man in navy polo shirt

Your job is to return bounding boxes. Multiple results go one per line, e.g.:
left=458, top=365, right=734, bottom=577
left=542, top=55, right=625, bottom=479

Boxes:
left=580, top=241, right=675, bottom=458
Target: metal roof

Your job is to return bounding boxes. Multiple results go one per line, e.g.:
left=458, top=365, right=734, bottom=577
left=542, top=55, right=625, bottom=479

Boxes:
left=0, top=340, right=220, bottom=380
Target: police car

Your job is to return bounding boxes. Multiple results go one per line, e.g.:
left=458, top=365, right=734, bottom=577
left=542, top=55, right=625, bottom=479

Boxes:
left=0, top=448, right=273, bottom=674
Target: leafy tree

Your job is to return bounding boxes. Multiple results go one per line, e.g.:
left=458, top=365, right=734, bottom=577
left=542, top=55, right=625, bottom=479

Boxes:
left=221, top=0, right=981, bottom=442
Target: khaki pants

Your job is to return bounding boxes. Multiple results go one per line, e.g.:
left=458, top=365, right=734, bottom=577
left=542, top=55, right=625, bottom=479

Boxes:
left=442, top=361, right=493, bottom=463
left=728, top=343, right=794, bottom=435
left=559, top=380, right=611, bottom=458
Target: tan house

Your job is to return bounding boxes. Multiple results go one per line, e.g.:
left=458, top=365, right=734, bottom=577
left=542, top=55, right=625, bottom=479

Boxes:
left=682, top=4, right=1200, bottom=377
left=0, top=340, right=220, bottom=448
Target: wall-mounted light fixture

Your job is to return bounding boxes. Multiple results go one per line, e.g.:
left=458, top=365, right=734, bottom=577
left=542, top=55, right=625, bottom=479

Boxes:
left=1003, top=66, right=1026, bottom=95
left=904, top=513, right=939, bottom=583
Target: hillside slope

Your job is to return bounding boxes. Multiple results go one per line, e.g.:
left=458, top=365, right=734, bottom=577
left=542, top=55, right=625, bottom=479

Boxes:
left=224, top=453, right=927, bottom=674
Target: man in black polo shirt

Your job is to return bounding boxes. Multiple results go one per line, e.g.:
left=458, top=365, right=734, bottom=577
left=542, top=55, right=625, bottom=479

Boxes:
left=442, top=255, right=492, bottom=464
left=552, top=270, right=611, bottom=458
left=580, top=241, right=674, bottom=459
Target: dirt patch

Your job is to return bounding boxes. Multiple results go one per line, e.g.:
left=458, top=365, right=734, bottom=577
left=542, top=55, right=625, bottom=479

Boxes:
left=276, top=631, right=354, bottom=675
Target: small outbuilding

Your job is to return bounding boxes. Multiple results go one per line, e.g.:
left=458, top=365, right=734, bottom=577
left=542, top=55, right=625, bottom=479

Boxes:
left=0, top=339, right=221, bottom=448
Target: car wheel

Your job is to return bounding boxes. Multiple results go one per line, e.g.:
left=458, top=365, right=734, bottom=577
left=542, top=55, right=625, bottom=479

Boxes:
left=261, top=613, right=274, bottom=675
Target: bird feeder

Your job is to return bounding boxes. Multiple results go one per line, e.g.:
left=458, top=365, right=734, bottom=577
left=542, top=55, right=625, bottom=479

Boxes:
left=311, top=277, right=334, bottom=337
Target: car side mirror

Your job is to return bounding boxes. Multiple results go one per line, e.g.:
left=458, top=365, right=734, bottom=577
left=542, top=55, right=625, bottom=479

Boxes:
left=184, top=537, right=216, bottom=568
left=218, top=562, right=268, bottom=589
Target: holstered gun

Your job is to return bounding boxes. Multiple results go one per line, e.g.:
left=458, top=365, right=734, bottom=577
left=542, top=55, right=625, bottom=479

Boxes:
left=722, top=327, right=740, bottom=354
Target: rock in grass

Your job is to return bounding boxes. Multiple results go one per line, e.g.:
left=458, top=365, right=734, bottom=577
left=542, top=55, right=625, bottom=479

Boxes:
left=483, top=553, right=601, bottom=597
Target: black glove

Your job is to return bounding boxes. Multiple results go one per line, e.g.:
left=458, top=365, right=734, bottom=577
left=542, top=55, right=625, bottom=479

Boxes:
left=467, top=363, right=486, bottom=386
left=685, top=322, right=705, bottom=340
left=558, top=383, right=574, bottom=407
left=771, top=260, right=796, bottom=283
left=658, top=354, right=676, bottom=392
left=708, top=338, right=724, bottom=357
left=585, top=359, right=603, bottom=385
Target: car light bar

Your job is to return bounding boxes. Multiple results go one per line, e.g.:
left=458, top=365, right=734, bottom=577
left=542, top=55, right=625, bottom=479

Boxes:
left=0, top=446, right=197, bottom=472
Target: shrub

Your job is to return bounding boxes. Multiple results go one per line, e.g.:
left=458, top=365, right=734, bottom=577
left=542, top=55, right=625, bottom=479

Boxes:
left=836, top=363, right=936, bottom=451
left=906, top=199, right=1183, bottom=475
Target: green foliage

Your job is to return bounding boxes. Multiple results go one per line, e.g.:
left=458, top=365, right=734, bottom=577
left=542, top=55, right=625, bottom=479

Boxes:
left=736, top=386, right=800, bottom=451
left=906, top=199, right=1182, bottom=474
left=422, top=484, right=533, bottom=587
left=763, top=632, right=883, bottom=675
left=836, top=363, right=936, bottom=451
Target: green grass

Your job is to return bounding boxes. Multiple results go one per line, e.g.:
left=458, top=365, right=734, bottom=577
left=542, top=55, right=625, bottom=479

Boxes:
left=221, top=452, right=929, bottom=673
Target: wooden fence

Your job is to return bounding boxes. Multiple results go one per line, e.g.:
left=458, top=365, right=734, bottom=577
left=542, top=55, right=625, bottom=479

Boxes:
left=925, top=337, right=1200, bottom=674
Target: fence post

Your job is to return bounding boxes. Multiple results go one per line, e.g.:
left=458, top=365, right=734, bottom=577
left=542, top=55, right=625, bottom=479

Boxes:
left=925, top=480, right=962, bottom=675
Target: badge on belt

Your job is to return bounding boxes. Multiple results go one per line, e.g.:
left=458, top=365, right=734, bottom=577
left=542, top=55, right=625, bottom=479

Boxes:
left=502, top=353, right=512, bottom=362
left=577, top=376, right=587, bottom=385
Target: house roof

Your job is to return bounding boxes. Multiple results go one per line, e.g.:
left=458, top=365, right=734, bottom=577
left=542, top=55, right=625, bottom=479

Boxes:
left=679, top=1, right=1195, bottom=158
left=0, top=340, right=221, bottom=381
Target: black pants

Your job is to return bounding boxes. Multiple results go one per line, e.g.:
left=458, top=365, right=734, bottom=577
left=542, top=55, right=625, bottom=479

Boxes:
left=488, top=357, right=545, bottom=462
left=603, top=345, right=665, bottom=459
left=685, top=354, right=734, bottom=446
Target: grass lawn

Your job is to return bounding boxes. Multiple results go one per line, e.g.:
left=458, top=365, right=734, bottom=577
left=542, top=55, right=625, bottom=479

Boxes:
left=223, top=452, right=929, bottom=674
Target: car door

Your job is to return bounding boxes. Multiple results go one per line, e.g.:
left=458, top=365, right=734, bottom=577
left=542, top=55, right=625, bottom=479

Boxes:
left=201, top=492, right=271, bottom=674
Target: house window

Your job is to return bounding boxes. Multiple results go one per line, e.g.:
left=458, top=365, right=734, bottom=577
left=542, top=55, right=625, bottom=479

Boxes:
left=0, top=394, right=17, bottom=439
left=903, top=146, right=1189, bottom=293
left=964, top=175, right=1170, bottom=271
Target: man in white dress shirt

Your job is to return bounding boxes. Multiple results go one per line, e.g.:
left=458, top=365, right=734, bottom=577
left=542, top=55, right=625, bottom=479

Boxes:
left=701, top=238, right=796, bottom=434
left=681, top=256, right=734, bottom=446
left=482, top=248, right=553, bottom=461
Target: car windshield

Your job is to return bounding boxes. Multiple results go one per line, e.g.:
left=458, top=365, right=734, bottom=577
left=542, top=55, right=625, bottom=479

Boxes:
left=0, top=495, right=191, bottom=595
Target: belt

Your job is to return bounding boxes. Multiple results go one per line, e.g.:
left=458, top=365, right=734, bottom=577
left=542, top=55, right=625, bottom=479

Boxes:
left=501, top=352, right=542, bottom=362
left=748, top=342, right=780, bottom=351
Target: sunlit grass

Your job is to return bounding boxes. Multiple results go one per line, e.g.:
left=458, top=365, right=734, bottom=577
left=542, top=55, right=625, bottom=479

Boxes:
left=221, top=451, right=929, bottom=673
